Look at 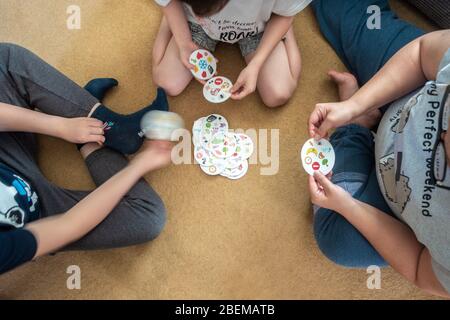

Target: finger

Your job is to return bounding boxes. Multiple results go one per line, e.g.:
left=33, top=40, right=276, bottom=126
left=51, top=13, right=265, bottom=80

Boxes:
left=308, top=112, right=320, bottom=138
left=313, top=171, right=333, bottom=192
left=89, top=119, right=104, bottom=127
left=90, top=127, right=105, bottom=135
left=231, top=79, right=244, bottom=94
left=90, top=135, right=106, bottom=145
left=308, top=175, right=320, bottom=194
left=309, top=108, right=326, bottom=139
left=231, top=87, right=250, bottom=100
left=317, top=120, right=332, bottom=140
left=184, top=60, right=195, bottom=70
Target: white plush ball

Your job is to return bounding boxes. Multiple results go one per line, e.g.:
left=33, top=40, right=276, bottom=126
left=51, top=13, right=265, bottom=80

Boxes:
left=140, top=110, right=185, bottom=141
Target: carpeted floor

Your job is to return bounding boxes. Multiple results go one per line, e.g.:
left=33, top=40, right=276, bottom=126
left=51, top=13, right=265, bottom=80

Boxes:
left=0, top=0, right=441, bottom=299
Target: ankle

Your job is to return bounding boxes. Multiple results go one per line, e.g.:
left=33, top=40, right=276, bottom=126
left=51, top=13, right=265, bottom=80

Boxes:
left=80, top=143, right=103, bottom=159
left=88, top=103, right=102, bottom=118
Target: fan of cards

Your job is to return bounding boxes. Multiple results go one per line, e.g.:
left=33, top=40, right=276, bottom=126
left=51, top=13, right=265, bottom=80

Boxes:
left=190, top=49, right=233, bottom=104
left=193, top=114, right=254, bottom=180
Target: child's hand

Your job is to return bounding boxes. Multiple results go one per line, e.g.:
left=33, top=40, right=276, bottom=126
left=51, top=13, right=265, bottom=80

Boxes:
left=309, top=171, right=353, bottom=213
left=58, top=117, right=105, bottom=145
left=179, top=41, right=199, bottom=72
left=231, top=64, right=260, bottom=100
left=130, top=140, right=174, bottom=173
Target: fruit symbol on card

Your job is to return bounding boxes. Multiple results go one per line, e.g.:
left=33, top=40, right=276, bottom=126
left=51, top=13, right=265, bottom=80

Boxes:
left=300, top=138, right=335, bottom=176
left=203, top=76, right=233, bottom=104
left=190, top=49, right=217, bottom=81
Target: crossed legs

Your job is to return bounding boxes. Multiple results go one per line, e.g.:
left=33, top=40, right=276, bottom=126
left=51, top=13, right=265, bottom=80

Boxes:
left=152, top=18, right=302, bottom=107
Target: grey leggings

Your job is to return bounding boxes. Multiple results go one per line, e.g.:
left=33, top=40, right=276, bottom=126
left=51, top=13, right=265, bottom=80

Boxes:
left=0, top=43, right=166, bottom=250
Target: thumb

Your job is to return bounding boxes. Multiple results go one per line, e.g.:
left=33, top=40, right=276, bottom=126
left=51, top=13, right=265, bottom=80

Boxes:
left=316, top=119, right=332, bottom=139
left=313, top=171, right=333, bottom=192
left=184, top=59, right=195, bottom=70
left=231, top=79, right=243, bottom=94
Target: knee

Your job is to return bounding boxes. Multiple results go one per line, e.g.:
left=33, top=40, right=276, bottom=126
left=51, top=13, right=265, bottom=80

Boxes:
left=0, top=43, right=29, bottom=62
left=152, top=69, right=187, bottom=97
left=313, top=207, right=387, bottom=268
left=132, top=197, right=167, bottom=244
left=313, top=209, right=349, bottom=267
left=260, top=83, right=296, bottom=108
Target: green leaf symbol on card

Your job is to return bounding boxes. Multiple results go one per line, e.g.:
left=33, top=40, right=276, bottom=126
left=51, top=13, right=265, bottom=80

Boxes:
left=206, top=123, right=211, bottom=128
left=212, top=137, right=222, bottom=144
left=322, top=159, right=329, bottom=166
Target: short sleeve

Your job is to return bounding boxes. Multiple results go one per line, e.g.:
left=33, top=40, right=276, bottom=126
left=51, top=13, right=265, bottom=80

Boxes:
left=431, top=257, right=450, bottom=294
left=0, top=229, right=37, bottom=274
left=273, top=0, right=313, bottom=17
left=436, top=48, right=450, bottom=84
left=154, top=0, right=172, bottom=7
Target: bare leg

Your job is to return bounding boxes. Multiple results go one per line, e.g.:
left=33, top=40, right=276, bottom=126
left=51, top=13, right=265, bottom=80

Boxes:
left=80, top=143, right=103, bottom=159
left=328, top=70, right=381, bottom=129
left=152, top=17, right=193, bottom=96
left=245, top=27, right=302, bottom=108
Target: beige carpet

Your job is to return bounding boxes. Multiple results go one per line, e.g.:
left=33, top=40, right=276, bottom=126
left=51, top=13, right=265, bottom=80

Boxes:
left=0, top=0, right=441, bottom=299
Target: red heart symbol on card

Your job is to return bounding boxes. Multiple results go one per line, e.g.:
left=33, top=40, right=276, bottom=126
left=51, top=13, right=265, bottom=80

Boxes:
left=197, top=52, right=204, bottom=60
left=202, top=71, right=207, bottom=78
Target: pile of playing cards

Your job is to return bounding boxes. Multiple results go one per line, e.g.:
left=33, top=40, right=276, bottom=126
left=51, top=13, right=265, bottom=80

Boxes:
left=300, top=138, right=335, bottom=176
left=190, top=49, right=233, bottom=104
left=193, top=114, right=254, bottom=180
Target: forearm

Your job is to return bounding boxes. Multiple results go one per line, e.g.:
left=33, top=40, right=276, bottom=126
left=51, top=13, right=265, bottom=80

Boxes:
left=0, top=102, right=63, bottom=137
left=339, top=199, right=449, bottom=296
left=339, top=199, right=423, bottom=282
left=250, top=15, right=294, bottom=69
left=348, top=37, right=425, bottom=116
left=27, top=162, right=150, bottom=257
left=162, top=0, right=192, bottom=47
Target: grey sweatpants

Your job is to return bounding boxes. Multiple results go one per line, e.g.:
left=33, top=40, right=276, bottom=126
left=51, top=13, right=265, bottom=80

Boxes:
left=0, top=43, right=166, bottom=250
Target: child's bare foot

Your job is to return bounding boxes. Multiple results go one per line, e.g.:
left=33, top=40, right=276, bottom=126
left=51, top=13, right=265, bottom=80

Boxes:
left=328, top=70, right=359, bottom=101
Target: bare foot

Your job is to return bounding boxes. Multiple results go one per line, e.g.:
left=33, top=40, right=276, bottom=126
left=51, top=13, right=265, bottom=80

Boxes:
left=328, top=70, right=359, bottom=101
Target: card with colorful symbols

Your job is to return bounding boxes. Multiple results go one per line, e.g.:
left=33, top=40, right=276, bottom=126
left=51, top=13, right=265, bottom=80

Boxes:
left=190, top=49, right=217, bottom=81
left=300, top=138, right=335, bottom=176
left=203, top=76, right=233, bottom=104
left=192, top=114, right=254, bottom=180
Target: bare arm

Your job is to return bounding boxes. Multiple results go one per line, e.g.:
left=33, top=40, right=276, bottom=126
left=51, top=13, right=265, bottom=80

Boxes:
left=231, top=14, right=294, bottom=99
left=162, top=0, right=192, bottom=49
left=350, top=30, right=450, bottom=115
left=310, top=173, right=450, bottom=298
left=250, top=15, right=294, bottom=70
left=310, top=30, right=450, bottom=138
left=0, top=102, right=105, bottom=144
left=26, top=141, right=173, bottom=257
left=161, top=0, right=198, bottom=70
left=0, top=102, right=66, bottom=137
left=342, top=199, right=448, bottom=297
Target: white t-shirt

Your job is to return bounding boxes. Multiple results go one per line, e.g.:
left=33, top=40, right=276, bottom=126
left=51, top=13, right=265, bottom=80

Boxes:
left=155, top=0, right=312, bottom=43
